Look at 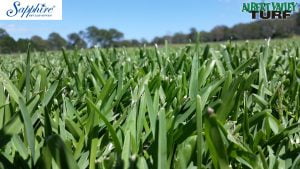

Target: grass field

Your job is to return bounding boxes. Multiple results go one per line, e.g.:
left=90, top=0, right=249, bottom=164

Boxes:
left=1, top=39, right=300, bottom=169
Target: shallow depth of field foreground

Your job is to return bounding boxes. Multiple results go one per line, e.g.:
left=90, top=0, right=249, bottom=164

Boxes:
left=1, top=40, right=300, bottom=169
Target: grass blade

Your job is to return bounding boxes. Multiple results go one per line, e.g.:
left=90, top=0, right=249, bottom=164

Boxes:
left=196, top=95, right=203, bottom=169
left=86, top=98, right=122, bottom=153
left=189, top=53, right=198, bottom=99
left=19, top=98, right=35, bottom=160
left=25, top=43, right=31, bottom=101
left=158, top=108, right=167, bottom=169
left=46, top=134, right=80, bottom=169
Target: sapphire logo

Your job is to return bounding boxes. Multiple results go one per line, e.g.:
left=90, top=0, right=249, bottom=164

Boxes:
left=6, top=1, right=56, bottom=18
left=0, top=0, right=62, bottom=20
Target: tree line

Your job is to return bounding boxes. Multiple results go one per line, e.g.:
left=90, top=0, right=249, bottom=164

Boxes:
left=1, top=13, right=300, bottom=53
left=0, top=26, right=148, bottom=53
left=152, top=13, right=299, bottom=44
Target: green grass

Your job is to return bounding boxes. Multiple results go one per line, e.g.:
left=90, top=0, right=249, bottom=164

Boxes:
left=1, top=39, right=300, bottom=169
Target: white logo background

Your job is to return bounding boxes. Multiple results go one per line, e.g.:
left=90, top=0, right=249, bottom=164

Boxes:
left=0, top=0, right=62, bottom=20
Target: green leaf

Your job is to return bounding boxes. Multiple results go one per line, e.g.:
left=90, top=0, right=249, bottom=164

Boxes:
left=46, top=134, right=80, bottom=169
left=198, top=59, right=215, bottom=88
left=145, top=86, right=157, bottom=138
left=89, top=138, right=99, bottom=169
left=25, top=43, right=31, bottom=101
left=12, top=134, right=29, bottom=159
left=158, top=108, right=167, bottom=169
left=19, top=98, right=35, bottom=160
left=41, top=81, right=59, bottom=107
left=189, top=53, right=198, bottom=99
left=0, top=71, right=25, bottom=104
left=174, top=136, right=197, bottom=169
left=267, top=115, right=280, bottom=134
left=205, top=112, right=230, bottom=169
left=121, top=132, right=131, bottom=169
left=86, top=98, right=122, bottom=153
left=196, top=95, right=203, bottom=169
left=137, top=157, right=149, bottom=169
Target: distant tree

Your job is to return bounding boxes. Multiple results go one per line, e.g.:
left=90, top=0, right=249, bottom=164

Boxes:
left=151, top=37, right=162, bottom=44
left=151, top=35, right=172, bottom=45
left=114, top=39, right=141, bottom=47
left=140, top=38, right=149, bottom=45
left=16, top=38, right=31, bottom=53
left=93, top=28, right=108, bottom=47
left=271, top=19, right=295, bottom=38
left=255, top=20, right=275, bottom=38
left=231, top=23, right=254, bottom=40
left=84, top=26, right=124, bottom=47
left=83, top=26, right=124, bottom=47
left=131, top=39, right=140, bottom=46
left=0, top=29, right=17, bottom=53
left=294, top=12, right=300, bottom=34
left=67, top=33, right=87, bottom=49
left=84, top=26, right=99, bottom=46
left=106, top=28, right=124, bottom=46
left=296, top=12, right=300, bottom=26
left=199, top=31, right=213, bottom=42
left=210, top=25, right=230, bottom=41
left=0, top=36, right=17, bottom=53
left=48, top=32, right=67, bottom=50
left=189, top=28, right=198, bottom=43
left=229, top=18, right=295, bottom=40
left=0, top=28, right=9, bottom=39
left=31, top=36, right=50, bottom=51
left=172, top=32, right=188, bottom=44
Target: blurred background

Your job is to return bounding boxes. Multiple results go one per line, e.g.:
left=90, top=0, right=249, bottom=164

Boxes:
left=0, top=0, right=299, bottom=53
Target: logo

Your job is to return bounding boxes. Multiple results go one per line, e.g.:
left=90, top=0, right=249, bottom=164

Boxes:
left=242, top=1, right=298, bottom=19
left=0, top=0, right=62, bottom=20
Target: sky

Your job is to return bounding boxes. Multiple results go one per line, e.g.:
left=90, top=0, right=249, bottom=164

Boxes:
left=0, top=0, right=291, bottom=41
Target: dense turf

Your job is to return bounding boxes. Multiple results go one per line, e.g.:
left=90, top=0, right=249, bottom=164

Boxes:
left=1, top=40, right=300, bottom=169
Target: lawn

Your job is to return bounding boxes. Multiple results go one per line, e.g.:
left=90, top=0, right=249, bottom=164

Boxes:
left=0, top=39, right=300, bottom=169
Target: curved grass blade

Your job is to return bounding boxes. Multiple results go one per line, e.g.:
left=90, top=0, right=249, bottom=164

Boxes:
left=86, top=98, right=122, bottom=153
left=0, top=71, right=25, bottom=104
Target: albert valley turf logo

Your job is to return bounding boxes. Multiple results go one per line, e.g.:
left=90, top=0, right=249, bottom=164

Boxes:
left=0, top=0, right=62, bottom=20
left=242, top=2, right=298, bottom=19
